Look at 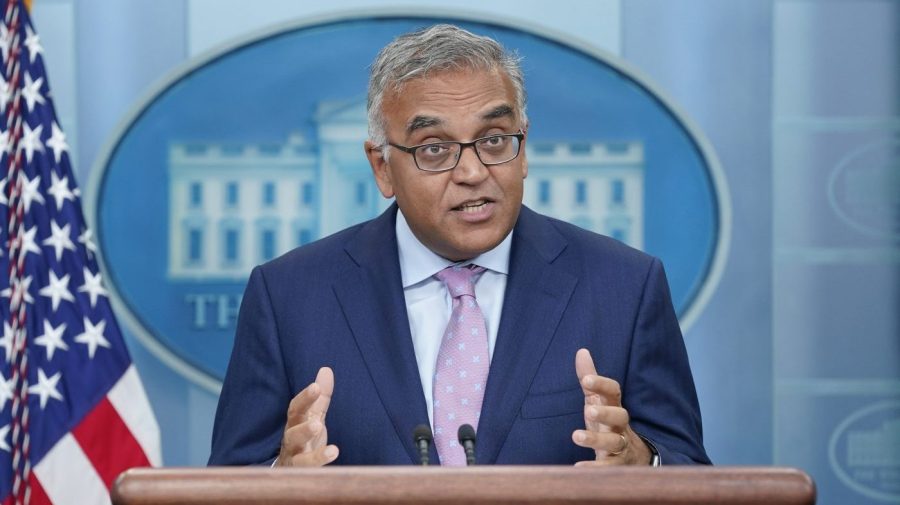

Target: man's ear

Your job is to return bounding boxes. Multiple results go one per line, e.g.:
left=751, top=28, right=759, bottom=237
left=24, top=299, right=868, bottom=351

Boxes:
left=521, top=152, right=528, bottom=180
left=365, top=140, right=395, bottom=198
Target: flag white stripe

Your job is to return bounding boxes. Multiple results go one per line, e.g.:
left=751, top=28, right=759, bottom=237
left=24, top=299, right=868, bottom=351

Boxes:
left=33, top=433, right=111, bottom=505
left=107, top=365, right=162, bottom=466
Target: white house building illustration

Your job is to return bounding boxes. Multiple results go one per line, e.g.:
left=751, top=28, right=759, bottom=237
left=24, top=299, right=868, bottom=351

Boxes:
left=167, top=100, right=644, bottom=280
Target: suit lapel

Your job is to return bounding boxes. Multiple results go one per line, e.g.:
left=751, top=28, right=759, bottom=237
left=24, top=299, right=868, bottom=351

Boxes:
left=477, top=207, right=578, bottom=464
left=332, top=204, right=430, bottom=464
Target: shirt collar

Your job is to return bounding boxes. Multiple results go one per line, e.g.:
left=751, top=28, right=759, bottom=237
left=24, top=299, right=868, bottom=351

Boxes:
left=396, top=209, right=512, bottom=288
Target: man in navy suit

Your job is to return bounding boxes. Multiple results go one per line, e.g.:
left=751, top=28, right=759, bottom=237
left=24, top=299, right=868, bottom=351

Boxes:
left=209, top=24, right=710, bottom=467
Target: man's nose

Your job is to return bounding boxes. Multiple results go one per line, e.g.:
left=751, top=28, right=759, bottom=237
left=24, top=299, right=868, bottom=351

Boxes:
left=451, top=144, right=490, bottom=185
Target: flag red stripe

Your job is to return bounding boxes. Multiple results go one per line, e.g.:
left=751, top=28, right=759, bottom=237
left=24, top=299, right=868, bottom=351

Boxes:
left=26, top=475, right=52, bottom=505
left=1, top=474, right=51, bottom=505
left=71, top=397, right=151, bottom=489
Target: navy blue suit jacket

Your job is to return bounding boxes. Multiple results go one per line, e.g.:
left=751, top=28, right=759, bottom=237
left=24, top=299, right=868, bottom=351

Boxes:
left=209, top=205, right=710, bottom=466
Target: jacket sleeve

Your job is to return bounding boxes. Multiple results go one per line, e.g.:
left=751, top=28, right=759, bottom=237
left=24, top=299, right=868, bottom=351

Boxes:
left=624, top=258, right=712, bottom=465
left=208, top=266, right=292, bottom=465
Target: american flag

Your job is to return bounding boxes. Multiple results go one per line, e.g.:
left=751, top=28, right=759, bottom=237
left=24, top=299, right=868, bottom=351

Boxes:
left=0, top=1, right=161, bottom=503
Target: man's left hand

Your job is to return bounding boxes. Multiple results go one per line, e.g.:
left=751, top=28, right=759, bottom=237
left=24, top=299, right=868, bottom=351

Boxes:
left=572, top=348, right=652, bottom=466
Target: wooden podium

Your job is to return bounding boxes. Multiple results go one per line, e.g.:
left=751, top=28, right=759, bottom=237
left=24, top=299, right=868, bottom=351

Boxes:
left=111, top=466, right=815, bottom=505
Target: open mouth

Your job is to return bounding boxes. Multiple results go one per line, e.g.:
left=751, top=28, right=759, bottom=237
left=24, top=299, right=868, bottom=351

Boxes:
left=454, top=199, right=492, bottom=213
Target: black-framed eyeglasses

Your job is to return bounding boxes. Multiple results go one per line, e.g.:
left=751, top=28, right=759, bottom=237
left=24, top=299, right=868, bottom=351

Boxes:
left=382, top=130, right=525, bottom=172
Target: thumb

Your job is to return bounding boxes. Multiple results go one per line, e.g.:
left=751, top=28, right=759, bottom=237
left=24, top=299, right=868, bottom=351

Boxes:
left=309, top=367, right=334, bottom=422
left=575, top=348, right=598, bottom=384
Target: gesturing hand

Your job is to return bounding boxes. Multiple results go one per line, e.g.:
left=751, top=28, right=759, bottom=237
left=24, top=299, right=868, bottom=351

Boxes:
left=572, top=349, right=651, bottom=466
left=275, top=367, right=340, bottom=466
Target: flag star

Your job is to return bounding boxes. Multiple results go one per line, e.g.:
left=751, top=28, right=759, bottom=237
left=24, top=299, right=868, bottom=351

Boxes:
left=21, top=73, right=46, bottom=112
left=47, top=171, right=74, bottom=210
left=0, top=425, right=9, bottom=452
left=19, top=123, right=45, bottom=164
left=17, top=225, right=42, bottom=257
left=0, top=24, right=10, bottom=62
left=28, top=368, right=63, bottom=409
left=0, top=322, right=14, bottom=362
left=1, top=275, right=35, bottom=306
left=35, top=319, right=68, bottom=360
left=74, top=317, right=111, bottom=359
left=0, top=125, right=8, bottom=156
left=78, top=228, right=98, bottom=258
left=45, top=122, right=69, bottom=164
left=42, top=220, right=76, bottom=261
left=0, top=82, right=8, bottom=117
left=24, top=25, right=43, bottom=63
left=39, top=270, right=75, bottom=311
left=19, top=173, right=45, bottom=212
left=78, top=268, right=108, bottom=308
left=0, top=372, right=12, bottom=411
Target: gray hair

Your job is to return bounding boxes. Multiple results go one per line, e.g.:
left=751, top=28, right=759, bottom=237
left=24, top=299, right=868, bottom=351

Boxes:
left=366, top=24, right=527, bottom=146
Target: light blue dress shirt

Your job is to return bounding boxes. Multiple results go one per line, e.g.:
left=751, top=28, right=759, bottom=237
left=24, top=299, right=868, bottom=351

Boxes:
left=395, top=210, right=511, bottom=427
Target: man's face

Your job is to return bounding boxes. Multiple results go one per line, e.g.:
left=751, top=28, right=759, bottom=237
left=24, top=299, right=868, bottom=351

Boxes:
left=365, top=67, right=528, bottom=262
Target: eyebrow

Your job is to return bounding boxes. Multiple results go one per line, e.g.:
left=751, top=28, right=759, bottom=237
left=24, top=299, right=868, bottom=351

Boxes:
left=404, top=104, right=516, bottom=135
left=406, top=115, right=443, bottom=134
left=482, top=104, right=515, bottom=121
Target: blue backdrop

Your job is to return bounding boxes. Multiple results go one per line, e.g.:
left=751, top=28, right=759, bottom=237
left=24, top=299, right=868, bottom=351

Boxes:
left=32, top=2, right=900, bottom=504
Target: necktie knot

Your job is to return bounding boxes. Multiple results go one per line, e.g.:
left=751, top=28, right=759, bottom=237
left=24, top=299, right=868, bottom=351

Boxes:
left=435, top=265, right=484, bottom=299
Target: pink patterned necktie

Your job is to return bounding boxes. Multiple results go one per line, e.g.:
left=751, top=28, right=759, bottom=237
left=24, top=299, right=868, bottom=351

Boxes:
left=432, top=264, right=490, bottom=466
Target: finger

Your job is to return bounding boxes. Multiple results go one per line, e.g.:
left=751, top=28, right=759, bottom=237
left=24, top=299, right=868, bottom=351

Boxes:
left=572, top=429, right=628, bottom=454
left=580, top=374, right=622, bottom=407
left=277, top=419, right=326, bottom=467
left=286, top=382, right=322, bottom=428
left=575, top=348, right=598, bottom=385
left=284, top=417, right=328, bottom=448
left=308, top=367, right=334, bottom=422
left=288, top=444, right=340, bottom=467
left=585, top=405, right=630, bottom=431
left=285, top=367, right=334, bottom=428
left=576, top=349, right=607, bottom=431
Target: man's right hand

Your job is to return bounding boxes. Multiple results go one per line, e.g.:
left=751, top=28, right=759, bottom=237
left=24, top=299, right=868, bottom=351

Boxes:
left=274, top=367, right=339, bottom=466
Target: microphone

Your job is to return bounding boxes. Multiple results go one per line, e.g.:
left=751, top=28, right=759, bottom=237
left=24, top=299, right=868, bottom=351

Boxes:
left=457, top=424, right=477, bottom=466
left=412, top=424, right=433, bottom=466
